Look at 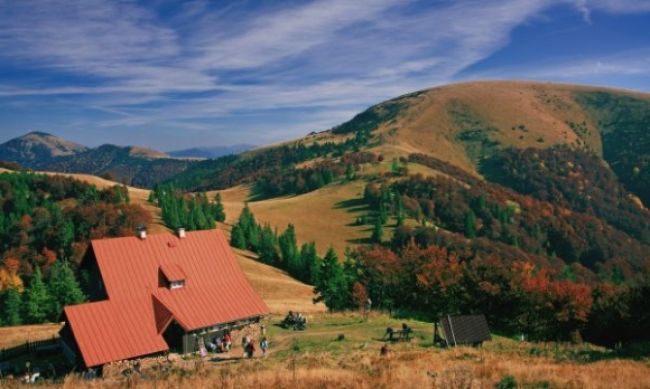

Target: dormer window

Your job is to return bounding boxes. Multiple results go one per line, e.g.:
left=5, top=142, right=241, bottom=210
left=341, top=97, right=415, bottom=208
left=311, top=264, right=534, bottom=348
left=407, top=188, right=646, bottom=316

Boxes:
left=159, top=262, right=186, bottom=290
left=170, top=280, right=185, bottom=289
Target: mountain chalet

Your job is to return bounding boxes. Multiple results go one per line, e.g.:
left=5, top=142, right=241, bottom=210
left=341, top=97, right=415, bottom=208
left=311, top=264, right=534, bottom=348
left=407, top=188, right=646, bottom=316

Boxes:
left=59, top=229, right=269, bottom=369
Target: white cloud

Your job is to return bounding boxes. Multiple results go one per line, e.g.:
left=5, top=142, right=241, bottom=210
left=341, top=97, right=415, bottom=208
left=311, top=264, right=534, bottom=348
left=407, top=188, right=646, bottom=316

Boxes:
left=0, top=0, right=649, bottom=147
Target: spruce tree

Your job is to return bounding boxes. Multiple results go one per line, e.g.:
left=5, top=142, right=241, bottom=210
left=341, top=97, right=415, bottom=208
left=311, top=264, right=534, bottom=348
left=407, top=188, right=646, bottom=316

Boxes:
left=313, top=247, right=346, bottom=311
left=465, top=210, right=477, bottom=238
left=191, top=199, right=209, bottom=230
left=24, top=267, right=51, bottom=324
left=298, top=242, right=318, bottom=284
left=345, top=164, right=355, bottom=181
left=47, top=260, right=85, bottom=321
left=213, top=193, right=226, bottom=222
left=378, top=201, right=388, bottom=224
left=1, top=286, right=23, bottom=326
left=230, top=224, right=247, bottom=249
left=371, top=217, right=383, bottom=243
left=279, top=224, right=299, bottom=274
left=258, top=225, right=279, bottom=265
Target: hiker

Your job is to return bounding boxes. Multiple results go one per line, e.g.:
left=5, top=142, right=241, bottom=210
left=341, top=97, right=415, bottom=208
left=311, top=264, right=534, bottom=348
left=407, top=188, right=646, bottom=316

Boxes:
left=224, top=332, right=232, bottom=351
left=242, top=335, right=249, bottom=358
left=260, top=337, right=269, bottom=357
left=215, top=336, right=224, bottom=352
left=365, top=298, right=372, bottom=319
left=380, top=344, right=390, bottom=357
left=246, top=340, right=256, bottom=358
left=401, top=323, right=412, bottom=341
left=384, top=327, right=395, bottom=341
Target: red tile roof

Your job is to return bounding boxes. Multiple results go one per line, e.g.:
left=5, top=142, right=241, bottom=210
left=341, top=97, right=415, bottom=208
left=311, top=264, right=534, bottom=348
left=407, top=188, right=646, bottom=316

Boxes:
left=63, top=229, right=268, bottom=367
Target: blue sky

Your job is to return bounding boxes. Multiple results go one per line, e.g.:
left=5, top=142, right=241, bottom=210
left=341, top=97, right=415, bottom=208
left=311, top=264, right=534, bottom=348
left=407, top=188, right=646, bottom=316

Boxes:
left=0, top=0, right=649, bottom=151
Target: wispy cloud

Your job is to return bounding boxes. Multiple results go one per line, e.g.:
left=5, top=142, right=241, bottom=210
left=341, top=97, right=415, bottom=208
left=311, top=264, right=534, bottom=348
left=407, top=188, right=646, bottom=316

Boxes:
left=0, top=0, right=648, bottom=149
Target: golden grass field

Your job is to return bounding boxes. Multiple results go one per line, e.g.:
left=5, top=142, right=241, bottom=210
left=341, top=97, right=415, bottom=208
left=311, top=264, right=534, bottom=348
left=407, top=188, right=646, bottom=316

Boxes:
left=233, top=248, right=326, bottom=314
left=6, top=313, right=647, bottom=389
left=216, top=180, right=372, bottom=256
left=0, top=323, right=62, bottom=350
left=306, top=80, right=650, bottom=178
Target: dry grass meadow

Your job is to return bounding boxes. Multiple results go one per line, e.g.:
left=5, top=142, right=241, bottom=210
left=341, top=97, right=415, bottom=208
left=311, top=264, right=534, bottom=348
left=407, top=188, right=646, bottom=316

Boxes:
left=4, top=313, right=649, bottom=389
left=216, top=180, right=372, bottom=256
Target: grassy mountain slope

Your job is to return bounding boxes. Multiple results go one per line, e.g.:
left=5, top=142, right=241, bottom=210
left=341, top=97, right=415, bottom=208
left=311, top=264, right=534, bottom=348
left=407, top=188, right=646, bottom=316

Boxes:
left=167, top=81, right=648, bottom=260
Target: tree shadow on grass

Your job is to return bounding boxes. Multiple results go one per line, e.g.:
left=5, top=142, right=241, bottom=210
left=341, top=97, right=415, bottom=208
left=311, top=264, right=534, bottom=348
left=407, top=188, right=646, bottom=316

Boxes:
left=346, top=237, right=373, bottom=245
left=334, top=198, right=368, bottom=214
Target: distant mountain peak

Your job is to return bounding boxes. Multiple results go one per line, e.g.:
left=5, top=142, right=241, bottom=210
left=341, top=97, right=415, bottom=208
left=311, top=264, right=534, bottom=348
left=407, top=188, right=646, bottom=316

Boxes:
left=168, top=144, right=255, bottom=159
left=0, top=131, right=88, bottom=166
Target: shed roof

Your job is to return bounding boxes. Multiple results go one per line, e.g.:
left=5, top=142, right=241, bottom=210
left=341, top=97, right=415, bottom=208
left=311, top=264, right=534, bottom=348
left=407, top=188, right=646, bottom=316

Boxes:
left=63, top=229, right=268, bottom=367
left=440, top=314, right=491, bottom=346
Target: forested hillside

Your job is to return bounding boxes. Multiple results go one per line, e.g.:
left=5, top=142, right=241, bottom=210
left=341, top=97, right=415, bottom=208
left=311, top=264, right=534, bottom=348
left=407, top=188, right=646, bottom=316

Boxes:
left=576, top=91, right=650, bottom=205
left=35, top=144, right=191, bottom=187
left=0, top=172, right=150, bottom=325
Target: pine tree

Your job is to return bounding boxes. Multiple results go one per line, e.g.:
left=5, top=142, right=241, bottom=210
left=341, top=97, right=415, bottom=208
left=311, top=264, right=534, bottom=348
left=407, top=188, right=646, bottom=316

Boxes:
left=24, top=267, right=51, bottom=324
left=378, top=201, right=388, bottom=224
left=230, top=224, right=247, bottom=249
left=345, top=164, right=355, bottom=181
left=237, top=205, right=260, bottom=250
left=391, top=159, right=401, bottom=175
left=191, top=199, right=209, bottom=230
left=213, top=193, right=226, bottom=222
left=465, top=210, right=477, bottom=238
left=258, top=225, right=279, bottom=265
left=298, top=242, right=318, bottom=284
left=314, top=247, right=346, bottom=311
left=279, top=224, right=299, bottom=274
left=371, top=217, right=383, bottom=243
left=47, top=260, right=85, bottom=321
left=1, top=286, right=23, bottom=326
left=395, top=194, right=405, bottom=227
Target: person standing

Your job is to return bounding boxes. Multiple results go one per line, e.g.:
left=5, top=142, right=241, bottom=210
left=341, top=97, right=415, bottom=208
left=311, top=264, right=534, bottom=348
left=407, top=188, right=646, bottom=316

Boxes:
left=224, top=332, right=232, bottom=351
left=260, top=337, right=269, bottom=357
left=246, top=340, right=256, bottom=358
left=242, top=335, right=250, bottom=358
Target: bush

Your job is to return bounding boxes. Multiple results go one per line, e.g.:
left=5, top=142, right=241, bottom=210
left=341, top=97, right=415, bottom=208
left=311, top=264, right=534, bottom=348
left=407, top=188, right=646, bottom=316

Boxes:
left=495, top=375, right=518, bottom=389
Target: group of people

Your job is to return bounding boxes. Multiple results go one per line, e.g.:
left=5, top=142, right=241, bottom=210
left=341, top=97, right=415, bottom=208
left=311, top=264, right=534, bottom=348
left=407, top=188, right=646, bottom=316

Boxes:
left=205, top=331, right=233, bottom=353
left=202, top=331, right=269, bottom=359
left=281, top=311, right=307, bottom=330
left=241, top=335, right=269, bottom=358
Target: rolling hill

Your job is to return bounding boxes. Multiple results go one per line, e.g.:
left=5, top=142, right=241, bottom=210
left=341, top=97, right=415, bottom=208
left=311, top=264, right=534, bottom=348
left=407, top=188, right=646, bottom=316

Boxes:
left=169, top=81, right=649, bottom=204
left=3, top=81, right=649, bottom=274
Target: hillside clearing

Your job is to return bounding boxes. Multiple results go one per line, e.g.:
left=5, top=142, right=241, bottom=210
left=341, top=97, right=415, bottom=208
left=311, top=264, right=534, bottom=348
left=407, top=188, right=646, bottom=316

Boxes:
left=215, top=180, right=373, bottom=256
left=234, top=248, right=326, bottom=314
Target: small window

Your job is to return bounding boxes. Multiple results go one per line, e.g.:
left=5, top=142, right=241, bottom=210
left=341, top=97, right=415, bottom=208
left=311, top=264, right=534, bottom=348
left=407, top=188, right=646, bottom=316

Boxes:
left=170, top=280, right=185, bottom=289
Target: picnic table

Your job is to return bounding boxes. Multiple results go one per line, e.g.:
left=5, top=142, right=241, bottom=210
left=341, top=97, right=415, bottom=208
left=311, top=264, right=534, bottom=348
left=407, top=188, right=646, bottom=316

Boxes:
left=382, top=326, right=413, bottom=342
